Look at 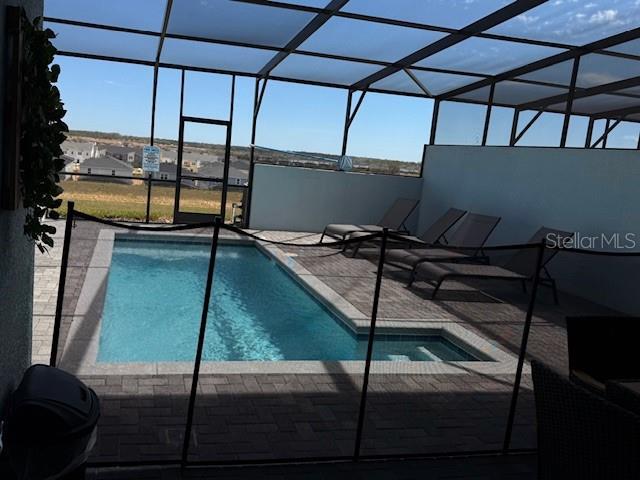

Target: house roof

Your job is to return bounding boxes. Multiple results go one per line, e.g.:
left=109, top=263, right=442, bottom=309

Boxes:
left=81, top=155, right=134, bottom=170
left=197, top=162, right=248, bottom=180
left=44, top=1, right=640, bottom=121
left=103, top=144, right=138, bottom=154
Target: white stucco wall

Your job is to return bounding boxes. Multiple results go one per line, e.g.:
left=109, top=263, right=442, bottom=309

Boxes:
left=419, top=145, right=640, bottom=314
left=249, top=165, right=423, bottom=233
left=0, top=0, right=42, bottom=410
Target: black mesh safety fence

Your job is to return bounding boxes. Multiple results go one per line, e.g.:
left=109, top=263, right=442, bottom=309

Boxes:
left=49, top=203, right=640, bottom=467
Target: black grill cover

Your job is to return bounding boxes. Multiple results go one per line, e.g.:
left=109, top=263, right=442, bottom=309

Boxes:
left=4, top=364, right=100, bottom=479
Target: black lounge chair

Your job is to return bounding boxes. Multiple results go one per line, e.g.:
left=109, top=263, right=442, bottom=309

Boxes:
left=319, top=198, right=419, bottom=242
left=532, top=361, right=640, bottom=479
left=379, top=212, right=500, bottom=266
left=345, top=207, right=467, bottom=256
left=409, top=227, right=574, bottom=302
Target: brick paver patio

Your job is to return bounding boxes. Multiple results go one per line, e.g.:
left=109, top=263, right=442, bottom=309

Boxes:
left=33, top=219, right=613, bottom=465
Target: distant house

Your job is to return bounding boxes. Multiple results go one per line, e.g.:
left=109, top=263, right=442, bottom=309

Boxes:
left=61, top=140, right=104, bottom=162
left=148, top=162, right=178, bottom=182
left=195, top=163, right=248, bottom=188
left=77, top=156, right=134, bottom=183
left=58, top=155, right=78, bottom=180
left=103, top=145, right=140, bottom=164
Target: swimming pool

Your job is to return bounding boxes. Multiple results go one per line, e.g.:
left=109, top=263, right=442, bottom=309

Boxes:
left=97, top=239, right=479, bottom=363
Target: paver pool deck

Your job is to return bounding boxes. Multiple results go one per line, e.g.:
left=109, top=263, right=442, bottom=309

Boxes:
left=33, top=219, right=612, bottom=463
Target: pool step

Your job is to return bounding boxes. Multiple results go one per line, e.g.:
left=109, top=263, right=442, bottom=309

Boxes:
left=416, top=346, right=443, bottom=362
left=387, top=354, right=411, bottom=362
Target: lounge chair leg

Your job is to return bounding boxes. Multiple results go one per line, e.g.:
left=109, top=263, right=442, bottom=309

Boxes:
left=431, top=280, right=443, bottom=299
left=350, top=243, right=361, bottom=258
left=320, top=229, right=326, bottom=243
left=551, top=279, right=559, bottom=305
left=407, top=269, right=417, bottom=288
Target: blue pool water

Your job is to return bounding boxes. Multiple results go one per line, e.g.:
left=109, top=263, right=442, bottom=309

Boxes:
left=97, top=240, right=479, bottom=362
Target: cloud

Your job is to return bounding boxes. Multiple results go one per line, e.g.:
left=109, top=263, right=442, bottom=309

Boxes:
left=589, top=9, right=619, bottom=24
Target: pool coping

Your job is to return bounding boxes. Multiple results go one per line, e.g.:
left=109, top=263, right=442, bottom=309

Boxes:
left=59, top=229, right=524, bottom=376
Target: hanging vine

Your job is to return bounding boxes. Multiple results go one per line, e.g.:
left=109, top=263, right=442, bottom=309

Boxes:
left=19, top=14, right=67, bottom=252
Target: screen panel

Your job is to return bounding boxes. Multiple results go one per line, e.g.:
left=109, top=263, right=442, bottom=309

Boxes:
left=414, top=38, right=565, bottom=75
left=410, top=70, right=485, bottom=96
left=552, top=94, right=640, bottom=115
left=299, top=17, right=445, bottom=62
left=168, top=0, right=315, bottom=47
left=372, top=70, right=426, bottom=95
left=271, top=54, right=382, bottom=85
left=48, top=23, right=158, bottom=62
left=45, top=0, right=167, bottom=32
left=161, top=38, right=276, bottom=73
left=488, top=0, right=640, bottom=46
left=517, top=60, right=575, bottom=87
left=341, top=0, right=511, bottom=29
left=577, top=54, right=640, bottom=88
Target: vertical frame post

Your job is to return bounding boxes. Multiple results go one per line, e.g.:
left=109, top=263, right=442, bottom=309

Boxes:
left=481, top=83, right=495, bottom=146
left=560, top=57, right=580, bottom=148
left=341, top=90, right=353, bottom=156
left=50, top=201, right=75, bottom=367
left=172, top=70, right=186, bottom=223
left=503, top=240, right=546, bottom=452
left=145, top=173, right=152, bottom=223
left=150, top=67, right=158, bottom=146
left=182, top=217, right=222, bottom=466
left=353, top=229, right=388, bottom=460
left=244, top=78, right=265, bottom=228
left=509, top=109, right=520, bottom=146
left=219, top=75, right=235, bottom=223
left=637, top=130, right=640, bottom=150
left=429, top=99, right=440, bottom=145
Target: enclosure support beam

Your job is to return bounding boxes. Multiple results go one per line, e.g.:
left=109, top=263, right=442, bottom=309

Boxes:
left=440, top=26, right=640, bottom=100
left=350, top=0, right=546, bottom=90
left=585, top=117, right=594, bottom=148
left=591, top=118, right=622, bottom=148
left=509, top=109, right=520, bottom=146
left=220, top=75, right=236, bottom=222
left=429, top=99, right=440, bottom=145
left=341, top=90, right=354, bottom=156
left=481, top=83, right=496, bottom=146
left=513, top=110, right=543, bottom=145
left=244, top=78, right=268, bottom=228
left=257, top=0, right=349, bottom=77
left=150, top=0, right=173, bottom=145
left=602, top=119, right=611, bottom=148
left=560, top=57, right=580, bottom=147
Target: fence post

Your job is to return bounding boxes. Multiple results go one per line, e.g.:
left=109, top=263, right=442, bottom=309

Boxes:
left=145, top=173, right=152, bottom=223
left=503, top=240, right=546, bottom=452
left=182, top=217, right=222, bottom=467
left=50, top=201, right=75, bottom=367
left=353, top=228, right=388, bottom=460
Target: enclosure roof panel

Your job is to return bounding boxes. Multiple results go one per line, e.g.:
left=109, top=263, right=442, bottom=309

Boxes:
left=44, top=0, right=640, bottom=118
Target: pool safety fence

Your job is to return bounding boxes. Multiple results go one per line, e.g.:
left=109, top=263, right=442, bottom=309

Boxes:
left=48, top=201, right=640, bottom=469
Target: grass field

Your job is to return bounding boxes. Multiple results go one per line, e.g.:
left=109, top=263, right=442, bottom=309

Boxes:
left=58, top=179, right=245, bottom=223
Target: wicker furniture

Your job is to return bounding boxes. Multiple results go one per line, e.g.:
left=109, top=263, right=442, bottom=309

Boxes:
left=532, top=361, right=640, bottom=479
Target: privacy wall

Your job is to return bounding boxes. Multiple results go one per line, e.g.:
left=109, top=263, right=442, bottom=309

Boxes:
left=419, top=145, right=640, bottom=314
left=249, top=165, right=423, bottom=232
